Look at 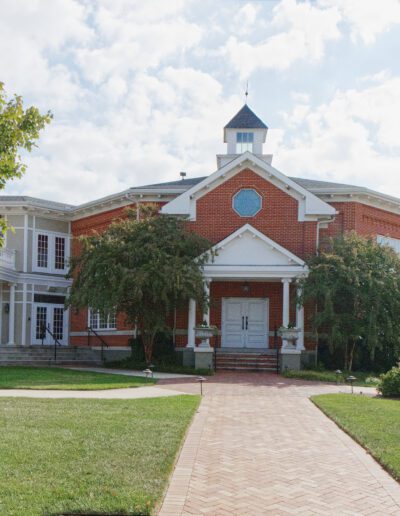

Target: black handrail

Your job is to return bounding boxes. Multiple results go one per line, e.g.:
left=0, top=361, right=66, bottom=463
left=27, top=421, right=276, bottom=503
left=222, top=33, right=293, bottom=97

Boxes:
left=274, top=326, right=279, bottom=374
left=86, top=326, right=109, bottom=362
left=40, top=324, right=62, bottom=362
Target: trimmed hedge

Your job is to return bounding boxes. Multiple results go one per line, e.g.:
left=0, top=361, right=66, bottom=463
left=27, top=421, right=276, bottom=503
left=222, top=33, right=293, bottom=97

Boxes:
left=378, top=367, right=400, bottom=398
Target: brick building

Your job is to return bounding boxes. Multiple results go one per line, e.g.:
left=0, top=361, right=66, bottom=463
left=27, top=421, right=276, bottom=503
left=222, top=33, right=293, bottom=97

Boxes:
left=1, top=104, right=400, bottom=368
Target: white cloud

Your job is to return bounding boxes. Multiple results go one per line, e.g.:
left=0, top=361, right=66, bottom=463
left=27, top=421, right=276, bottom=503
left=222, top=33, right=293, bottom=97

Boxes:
left=272, top=73, right=400, bottom=197
left=7, top=67, right=240, bottom=204
left=223, top=0, right=341, bottom=77
left=75, top=1, right=202, bottom=84
left=320, top=0, right=400, bottom=44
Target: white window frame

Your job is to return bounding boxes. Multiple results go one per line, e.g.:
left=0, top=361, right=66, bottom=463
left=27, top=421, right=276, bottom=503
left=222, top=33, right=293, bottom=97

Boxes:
left=236, top=132, right=254, bottom=153
left=33, top=230, right=70, bottom=274
left=88, top=309, right=117, bottom=331
left=377, top=235, right=400, bottom=254
left=31, top=302, right=69, bottom=346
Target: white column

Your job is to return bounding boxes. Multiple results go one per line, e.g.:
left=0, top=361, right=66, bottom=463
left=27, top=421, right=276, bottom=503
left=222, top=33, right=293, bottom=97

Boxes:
left=296, top=284, right=305, bottom=351
left=202, top=279, right=211, bottom=325
left=7, top=283, right=16, bottom=345
left=187, top=298, right=196, bottom=348
left=281, top=278, right=291, bottom=348
left=21, top=283, right=27, bottom=346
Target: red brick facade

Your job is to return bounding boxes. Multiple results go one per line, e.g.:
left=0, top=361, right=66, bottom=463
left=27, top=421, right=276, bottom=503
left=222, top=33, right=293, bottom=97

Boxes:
left=69, top=169, right=400, bottom=351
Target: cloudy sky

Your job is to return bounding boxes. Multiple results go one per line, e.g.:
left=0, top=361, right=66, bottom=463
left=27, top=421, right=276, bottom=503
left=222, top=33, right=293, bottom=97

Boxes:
left=2, top=0, right=400, bottom=205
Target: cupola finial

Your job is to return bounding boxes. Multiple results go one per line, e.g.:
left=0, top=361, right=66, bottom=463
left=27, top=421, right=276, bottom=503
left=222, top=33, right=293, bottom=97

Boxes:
left=245, top=81, right=249, bottom=104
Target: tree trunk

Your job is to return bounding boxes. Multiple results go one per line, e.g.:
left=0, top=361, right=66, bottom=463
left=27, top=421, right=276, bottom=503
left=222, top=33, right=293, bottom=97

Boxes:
left=348, top=340, right=356, bottom=372
left=344, top=340, right=348, bottom=371
left=142, top=333, right=155, bottom=364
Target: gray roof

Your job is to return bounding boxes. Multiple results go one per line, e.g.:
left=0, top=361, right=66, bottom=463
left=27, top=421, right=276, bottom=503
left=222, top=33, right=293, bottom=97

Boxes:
left=224, top=104, right=268, bottom=130
left=0, top=175, right=398, bottom=214
left=0, top=195, right=75, bottom=210
left=131, top=176, right=207, bottom=190
left=135, top=175, right=365, bottom=193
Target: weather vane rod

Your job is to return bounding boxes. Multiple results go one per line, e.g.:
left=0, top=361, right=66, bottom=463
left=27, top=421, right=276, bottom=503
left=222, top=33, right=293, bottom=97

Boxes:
left=245, top=81, right=249, bottom=103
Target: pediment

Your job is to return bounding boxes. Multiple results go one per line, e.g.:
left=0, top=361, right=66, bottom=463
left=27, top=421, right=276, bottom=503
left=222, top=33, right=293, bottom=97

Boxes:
left=208, top=224, right=305, bottom=267
left=161, top=152, right=336, bottom=221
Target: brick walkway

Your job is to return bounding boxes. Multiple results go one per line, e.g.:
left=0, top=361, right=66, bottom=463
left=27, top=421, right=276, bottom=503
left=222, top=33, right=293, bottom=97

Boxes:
left=158, top=373, right=400, bottom=516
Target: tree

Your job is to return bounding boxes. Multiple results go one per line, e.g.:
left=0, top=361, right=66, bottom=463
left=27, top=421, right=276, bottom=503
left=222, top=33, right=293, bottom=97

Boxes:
left=0, top=82, right=52, bottom=233
left=66, top=207, right=213, bottom=363
left=300, top=231, right=400, bottom=371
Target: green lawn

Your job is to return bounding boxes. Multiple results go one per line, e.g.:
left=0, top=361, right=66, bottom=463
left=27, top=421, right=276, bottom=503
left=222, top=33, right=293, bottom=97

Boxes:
left=0, top=366, right=156, bottom=390
left=282, top=369, right=380, bottom=387
left=312, top=394, right=400, bottom=481
left=0, top=396, right=199, bottom=515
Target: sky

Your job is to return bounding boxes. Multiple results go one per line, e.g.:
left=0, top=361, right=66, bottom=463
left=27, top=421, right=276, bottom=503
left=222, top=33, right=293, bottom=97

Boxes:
left=1, top=0, right=400, bottom=205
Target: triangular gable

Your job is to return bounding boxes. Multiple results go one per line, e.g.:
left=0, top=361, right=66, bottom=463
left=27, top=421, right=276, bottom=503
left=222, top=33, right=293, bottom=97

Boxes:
left=207, top=224, right=305, bottom=267
left=161, top=152, right=336, bottom=221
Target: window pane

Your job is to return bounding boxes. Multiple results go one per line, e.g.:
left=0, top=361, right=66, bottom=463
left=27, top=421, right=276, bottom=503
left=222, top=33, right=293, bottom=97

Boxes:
left=236, top=132, right=243, bottom=143
left=53, top=308, right=64, bottom=340
left=89, top=309, right=116, bottom=330
left=36, top=307, right=47, bottom=340
left=55, top=237, right=65, bottom=270
left=37, top=234, right=48, bottom=268
left=248, top=132, right=254, bottom=142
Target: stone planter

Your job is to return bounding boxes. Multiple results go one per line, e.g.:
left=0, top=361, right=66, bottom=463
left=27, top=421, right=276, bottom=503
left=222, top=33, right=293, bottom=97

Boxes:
left=278, top=327, right=300, bottom=344
left=194, top=326, right=218, bottom=348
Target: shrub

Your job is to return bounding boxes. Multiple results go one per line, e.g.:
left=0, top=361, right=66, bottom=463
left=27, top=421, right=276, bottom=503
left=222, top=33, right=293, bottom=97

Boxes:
left=378, top=367, right=400, bottom=397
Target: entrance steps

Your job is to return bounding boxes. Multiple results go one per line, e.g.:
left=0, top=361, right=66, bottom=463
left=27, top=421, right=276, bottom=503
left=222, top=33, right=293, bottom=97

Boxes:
left=216, top=349, right=278, bottom=372
left=0, top=346, right=103, bottom=366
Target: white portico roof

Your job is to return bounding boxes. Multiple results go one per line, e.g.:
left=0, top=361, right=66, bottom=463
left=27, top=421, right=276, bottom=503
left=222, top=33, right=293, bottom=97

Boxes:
left=202, top=224, right=308, bottom=280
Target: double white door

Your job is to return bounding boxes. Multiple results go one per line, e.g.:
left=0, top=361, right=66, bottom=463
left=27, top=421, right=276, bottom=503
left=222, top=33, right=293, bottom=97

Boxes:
left=222, top=298, right=268, bottom=348
left=32, top=303, right=68, bottom=345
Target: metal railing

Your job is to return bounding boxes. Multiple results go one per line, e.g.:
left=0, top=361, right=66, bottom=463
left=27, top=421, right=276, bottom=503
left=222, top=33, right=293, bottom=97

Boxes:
left=40, top=324, right=62, bottom=362
left=86, top=326, right=109, bottom=362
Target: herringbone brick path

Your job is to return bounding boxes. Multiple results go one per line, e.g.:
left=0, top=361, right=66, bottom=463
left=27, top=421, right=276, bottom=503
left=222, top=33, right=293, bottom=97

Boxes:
left=158, top=373, right=400, bottom=515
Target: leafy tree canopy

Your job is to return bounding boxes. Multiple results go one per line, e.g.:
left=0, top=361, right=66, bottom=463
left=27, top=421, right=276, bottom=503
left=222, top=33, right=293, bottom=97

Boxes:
left=300, top=231, right=400, bottom=371
left=67, top=207, right=213, bottom=362
left=0, top=82, right=52, bottom=233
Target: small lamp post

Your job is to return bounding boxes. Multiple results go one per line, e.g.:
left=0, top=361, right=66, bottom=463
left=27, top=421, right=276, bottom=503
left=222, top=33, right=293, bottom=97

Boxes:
left=346, top=375, right=357, bottom=394
left=197, top=376, right=206, bottom=396
left=335, top=369, right=342, bottom=385
left=143, top=368, right=153, bottom=379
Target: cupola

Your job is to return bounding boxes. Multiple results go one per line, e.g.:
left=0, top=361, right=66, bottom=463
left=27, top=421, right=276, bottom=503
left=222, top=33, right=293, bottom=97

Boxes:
left=217, top=104, right=272, bottom=168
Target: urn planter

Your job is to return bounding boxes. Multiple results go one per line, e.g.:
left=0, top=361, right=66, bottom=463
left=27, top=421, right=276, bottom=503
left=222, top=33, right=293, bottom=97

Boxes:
left=194, top=325, right=218, bottom=348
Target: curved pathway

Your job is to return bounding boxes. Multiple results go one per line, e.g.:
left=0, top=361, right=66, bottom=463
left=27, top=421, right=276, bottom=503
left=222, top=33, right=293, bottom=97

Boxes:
left=158, top=373, right=400, bottom=516
left=0, top=386, right=183, bottom=399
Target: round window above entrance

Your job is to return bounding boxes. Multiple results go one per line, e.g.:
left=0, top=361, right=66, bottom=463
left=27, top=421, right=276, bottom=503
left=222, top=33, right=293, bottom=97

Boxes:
left=232, top=189, right=262, bottom=217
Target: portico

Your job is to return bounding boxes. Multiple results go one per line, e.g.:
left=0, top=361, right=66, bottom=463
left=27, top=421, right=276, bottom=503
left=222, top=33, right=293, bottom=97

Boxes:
left=185, top=224, right=307, bottom=354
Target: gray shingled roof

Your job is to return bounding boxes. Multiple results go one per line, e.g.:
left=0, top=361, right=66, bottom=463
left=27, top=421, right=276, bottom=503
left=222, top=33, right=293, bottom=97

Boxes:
left=224, top=104, right=268, bottom=130
left=130, top=177, right=207, bottom=190
left=134, top=175, right=365, bottom=193
left=0, top=195, right=75, bottom=210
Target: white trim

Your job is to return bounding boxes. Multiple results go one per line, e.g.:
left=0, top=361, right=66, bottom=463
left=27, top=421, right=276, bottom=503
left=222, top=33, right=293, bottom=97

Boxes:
left=21, top=283, right=27, bottom=346
left=70, top=330, right=134, bottom=337
left=32, top=229, right=69, bottom=275
left=23, top=214, right=28, bottom=272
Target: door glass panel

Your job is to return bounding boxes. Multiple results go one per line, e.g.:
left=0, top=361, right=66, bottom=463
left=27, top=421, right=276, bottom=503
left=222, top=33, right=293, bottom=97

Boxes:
left=37, top=234, right=48, bottom=268
left=35, top=306, right=47, bottom=340
left=53, top=308, right=64, bottom=341
left=54, top=237, right=65, bottom=270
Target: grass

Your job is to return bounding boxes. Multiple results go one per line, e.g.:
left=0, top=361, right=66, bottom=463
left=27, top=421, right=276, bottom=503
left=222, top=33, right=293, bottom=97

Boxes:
left=0, top=395, right=199, bottom=515
left=281, top=369, right=380, bottom=387
left=0, top=366, right=156, bottom=390
left=312, top=394, right=400, bottom=481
